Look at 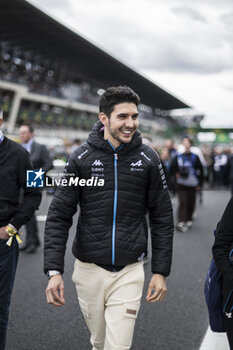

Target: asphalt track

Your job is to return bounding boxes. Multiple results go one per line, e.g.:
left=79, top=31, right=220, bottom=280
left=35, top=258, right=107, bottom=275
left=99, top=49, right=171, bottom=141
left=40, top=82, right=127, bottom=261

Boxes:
left=5, top=190, right=232, bottom=350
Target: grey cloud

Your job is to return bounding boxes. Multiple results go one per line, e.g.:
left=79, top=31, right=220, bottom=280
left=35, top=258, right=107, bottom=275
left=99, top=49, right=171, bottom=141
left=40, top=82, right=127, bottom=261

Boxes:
left=137, top=53, right=229, bottom=74
left=107, top=32, right=233, bottom=74
left=223, top=84, right=233, bottom=92
left=92, top=22, right=233, bottom=74
left=220, top=12, right=233, bottom=27
left=31, top=0, right=72, bottom=10
left=29, top=0, right=233, bottom=76
left=169, top=0, right=233, bottom=7
left=92, top=35, right=233, bottom=75
left=171, top=6, right=207, bottom=22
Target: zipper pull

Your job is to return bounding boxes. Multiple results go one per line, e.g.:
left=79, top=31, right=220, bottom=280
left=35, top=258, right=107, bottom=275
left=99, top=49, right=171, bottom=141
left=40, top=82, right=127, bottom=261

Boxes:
left=115, top=153, right=118, bottom=160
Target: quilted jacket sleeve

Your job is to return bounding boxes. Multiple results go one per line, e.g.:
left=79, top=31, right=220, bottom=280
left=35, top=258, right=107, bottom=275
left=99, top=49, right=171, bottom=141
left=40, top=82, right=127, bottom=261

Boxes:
left=44, top=156, right=80, bottom=274
left=212, top=197, right=233, bottom=289
left=147, top=154, right=174, bottom=276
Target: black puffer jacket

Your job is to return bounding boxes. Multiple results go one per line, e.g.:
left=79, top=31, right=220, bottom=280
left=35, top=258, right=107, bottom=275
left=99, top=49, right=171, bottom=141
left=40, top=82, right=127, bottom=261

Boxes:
left=44, top=122, right=174, bottom=276
left=213, top=197, right=233, bottom=292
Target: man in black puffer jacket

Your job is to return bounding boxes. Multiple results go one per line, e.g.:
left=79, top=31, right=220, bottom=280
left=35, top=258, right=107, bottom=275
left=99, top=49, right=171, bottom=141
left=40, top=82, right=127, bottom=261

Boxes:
left=44, top=86, right=174, bottom=350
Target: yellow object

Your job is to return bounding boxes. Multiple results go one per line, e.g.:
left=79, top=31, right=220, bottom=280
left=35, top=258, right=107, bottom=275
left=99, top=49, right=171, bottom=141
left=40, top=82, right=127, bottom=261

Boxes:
left=6, top=226, right=22, bottom=246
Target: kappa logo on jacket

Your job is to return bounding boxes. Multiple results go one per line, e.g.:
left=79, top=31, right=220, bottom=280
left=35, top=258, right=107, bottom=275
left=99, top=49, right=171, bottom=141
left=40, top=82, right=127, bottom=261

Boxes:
left=91, top=159, right=104, bottom=177
left=92, top=159, right=103, bottom=166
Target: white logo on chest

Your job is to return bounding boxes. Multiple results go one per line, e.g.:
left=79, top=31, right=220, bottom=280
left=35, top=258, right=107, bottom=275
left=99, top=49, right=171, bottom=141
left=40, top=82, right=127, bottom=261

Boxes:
left=130, top=159, right=144, bottom=172
left=131, top=160, right=142, bottom=167
left=92, top=159, right=103, bottom=166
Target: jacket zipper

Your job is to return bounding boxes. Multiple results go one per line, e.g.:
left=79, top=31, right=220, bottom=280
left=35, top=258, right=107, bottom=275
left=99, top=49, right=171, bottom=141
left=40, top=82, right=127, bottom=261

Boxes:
left=107, top=140, right=123, bottom=265
left=112, top=153, right=118, bottom=265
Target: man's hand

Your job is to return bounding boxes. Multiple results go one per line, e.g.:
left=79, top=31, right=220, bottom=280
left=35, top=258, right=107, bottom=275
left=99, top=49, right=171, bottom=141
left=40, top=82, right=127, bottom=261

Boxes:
left=46, top=274, right=65, bottom=307
left=0, top=226, right=9, bottom=240
left=146, top=274, right=167, bottom=303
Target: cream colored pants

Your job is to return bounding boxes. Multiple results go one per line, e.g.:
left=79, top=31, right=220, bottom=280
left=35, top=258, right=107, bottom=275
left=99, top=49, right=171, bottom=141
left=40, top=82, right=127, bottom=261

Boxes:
left=72, top=259, right=145, bottom=350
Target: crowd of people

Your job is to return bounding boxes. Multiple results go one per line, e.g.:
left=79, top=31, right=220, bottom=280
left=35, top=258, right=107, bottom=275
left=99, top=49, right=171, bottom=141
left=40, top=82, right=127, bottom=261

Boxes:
left=0, top=42, right=101, bottom=105
left=149, top=137, right=233, bottom=233
left=157, top=137, right=233, bottom=193
left=156, top=138, right=233, bottom=193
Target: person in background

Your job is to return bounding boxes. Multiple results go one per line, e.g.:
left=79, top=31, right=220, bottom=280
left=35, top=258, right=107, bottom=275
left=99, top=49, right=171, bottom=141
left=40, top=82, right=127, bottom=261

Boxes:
left=160, top=147, right=172, bottom=193
left=212, top=197, right=233, bottom=349
left=228, top=151, right=233, bottom=196
left=0, top=108, right=41, bottom=349
left=164, top=138, right=177, bottom=160
left=200, top=144, right=213, bottom=188
left=44, top=86, right=174, bottom=350
left=19, top=123, right=53, bottom=253
left=178, top=136, right=206, bottom=204
left=213, top=146, right=228, bottom=189
left=69, top=138, right=82, bottom=155
left=171, top=136, right=204, bottom=232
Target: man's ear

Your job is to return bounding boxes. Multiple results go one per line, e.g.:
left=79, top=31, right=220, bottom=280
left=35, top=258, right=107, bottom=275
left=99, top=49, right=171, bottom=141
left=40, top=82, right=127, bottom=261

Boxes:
left=99, top=112, right=109, bottom=126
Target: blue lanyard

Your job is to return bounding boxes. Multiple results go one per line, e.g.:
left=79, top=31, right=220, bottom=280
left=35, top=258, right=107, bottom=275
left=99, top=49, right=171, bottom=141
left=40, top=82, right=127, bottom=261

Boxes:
left=0, top=134, right=4, bottom=144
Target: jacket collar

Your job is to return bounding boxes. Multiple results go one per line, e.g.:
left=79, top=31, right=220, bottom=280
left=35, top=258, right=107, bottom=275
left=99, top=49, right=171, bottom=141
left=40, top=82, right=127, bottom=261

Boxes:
left=22, top=138, right=34, bottom=153
left=87, top=121, right=142, bottom=154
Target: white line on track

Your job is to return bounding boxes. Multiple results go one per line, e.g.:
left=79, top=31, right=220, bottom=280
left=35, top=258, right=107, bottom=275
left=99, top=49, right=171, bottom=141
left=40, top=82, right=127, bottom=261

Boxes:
left=199, top=326, right=229, bottom=350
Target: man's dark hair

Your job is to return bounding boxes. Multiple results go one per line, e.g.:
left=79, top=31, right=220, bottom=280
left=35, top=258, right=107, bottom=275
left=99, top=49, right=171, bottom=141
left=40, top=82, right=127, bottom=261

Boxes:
left=182, top=135, right=193, bottom=145
left=99, top=86, right=140, bottom=117
left=20, top=123, right=34, bottom=133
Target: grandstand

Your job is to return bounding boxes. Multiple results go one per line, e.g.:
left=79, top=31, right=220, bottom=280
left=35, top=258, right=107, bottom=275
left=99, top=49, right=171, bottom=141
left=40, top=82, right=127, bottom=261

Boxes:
left=0, top=0, right=196, bottom=141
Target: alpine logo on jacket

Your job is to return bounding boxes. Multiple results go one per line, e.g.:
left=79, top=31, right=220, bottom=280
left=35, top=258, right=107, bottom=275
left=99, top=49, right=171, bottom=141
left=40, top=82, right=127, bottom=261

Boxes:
left=130, top=159, right=144, bottom=172
left=92, top=159, right=103, bottom=166
left=131, top=160, right=142, bottom=167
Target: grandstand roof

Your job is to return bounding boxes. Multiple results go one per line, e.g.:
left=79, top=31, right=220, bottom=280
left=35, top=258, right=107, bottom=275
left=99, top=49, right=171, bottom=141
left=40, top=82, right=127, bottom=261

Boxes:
left=0, top=0, right=190, bottom=110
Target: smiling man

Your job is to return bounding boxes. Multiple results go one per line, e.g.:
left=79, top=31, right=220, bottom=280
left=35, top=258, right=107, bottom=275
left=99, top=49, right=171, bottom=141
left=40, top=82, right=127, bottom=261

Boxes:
left=44, top=86, right=174, bottom=350
left=100, top=101, right=139, bottom=146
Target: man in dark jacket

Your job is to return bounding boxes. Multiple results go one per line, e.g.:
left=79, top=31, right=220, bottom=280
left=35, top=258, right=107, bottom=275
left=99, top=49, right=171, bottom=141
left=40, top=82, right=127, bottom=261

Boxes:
left=213, top=197, right=233, bottom=348
left=0, top=109, right=41, bottom=350
left=227, top=153, right=233, bottom=195
left=171, top=136, right=204, bottom=233
left=19, top=123, right=53, bottom=253
left=44, top=86, right=174, bottom=350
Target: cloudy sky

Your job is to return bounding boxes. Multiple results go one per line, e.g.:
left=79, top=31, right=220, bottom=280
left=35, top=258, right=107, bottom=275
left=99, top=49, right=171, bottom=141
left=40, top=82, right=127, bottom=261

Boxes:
left=29, top=0, right=233, bottom=128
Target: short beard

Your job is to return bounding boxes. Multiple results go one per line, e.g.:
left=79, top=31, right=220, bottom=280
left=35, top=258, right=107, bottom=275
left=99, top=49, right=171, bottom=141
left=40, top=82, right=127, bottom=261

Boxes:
left=108, top=121, right=135, bottom=145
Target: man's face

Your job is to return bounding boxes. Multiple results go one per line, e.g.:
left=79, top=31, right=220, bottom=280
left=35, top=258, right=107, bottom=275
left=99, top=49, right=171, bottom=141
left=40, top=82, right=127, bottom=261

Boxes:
left=182, top=138, right=191, bottom=152
left=100, top=102, right=139, bottom=148
left=165, top=139, right=173, bottom=149
left=19, top=126, right=33, bottom=143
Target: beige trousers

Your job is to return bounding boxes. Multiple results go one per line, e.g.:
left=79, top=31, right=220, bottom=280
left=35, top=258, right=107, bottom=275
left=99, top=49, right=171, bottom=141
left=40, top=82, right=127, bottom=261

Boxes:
left=72, top=259, right=145, bottom=350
